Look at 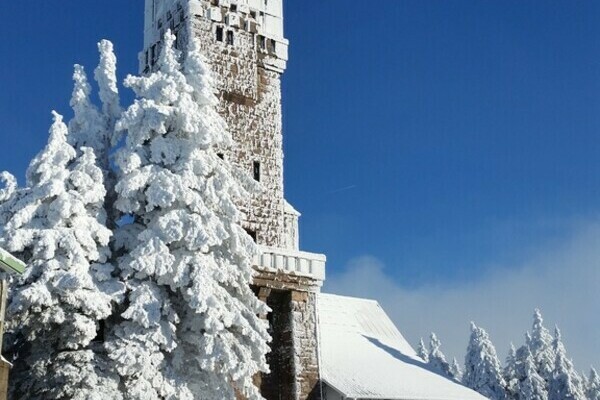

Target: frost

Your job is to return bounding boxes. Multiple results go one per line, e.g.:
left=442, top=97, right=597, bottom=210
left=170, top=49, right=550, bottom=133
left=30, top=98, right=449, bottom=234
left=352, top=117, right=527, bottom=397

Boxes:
left=1, top=112, right=123, bottom=399
left=463, top=323, right=507, bottom=400
left=106, top=32, right=270, bottom=400
left=548, top=327, right=585, bottom=400
left=427, top=332, right=455, bottom=380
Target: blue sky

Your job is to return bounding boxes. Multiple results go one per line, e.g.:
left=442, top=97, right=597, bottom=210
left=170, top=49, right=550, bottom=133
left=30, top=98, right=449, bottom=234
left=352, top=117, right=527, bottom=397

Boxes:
left=0, top=2, right=598, bottom=367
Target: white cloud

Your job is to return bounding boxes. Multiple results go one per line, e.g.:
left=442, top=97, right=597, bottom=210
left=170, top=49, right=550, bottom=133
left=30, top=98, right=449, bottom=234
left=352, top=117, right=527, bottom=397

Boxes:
left=324, top=219, right=600, bottom=371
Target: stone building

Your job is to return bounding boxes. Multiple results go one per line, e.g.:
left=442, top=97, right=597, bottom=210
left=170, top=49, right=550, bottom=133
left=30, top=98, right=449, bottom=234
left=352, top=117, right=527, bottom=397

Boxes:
left=140, top=2, right=488, bottom=400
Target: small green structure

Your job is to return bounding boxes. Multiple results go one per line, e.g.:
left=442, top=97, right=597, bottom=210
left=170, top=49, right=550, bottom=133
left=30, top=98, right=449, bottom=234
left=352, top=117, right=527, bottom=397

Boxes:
left=0, top=249, right=25, bottom=276
left=0, top=248, right=25, bottom=400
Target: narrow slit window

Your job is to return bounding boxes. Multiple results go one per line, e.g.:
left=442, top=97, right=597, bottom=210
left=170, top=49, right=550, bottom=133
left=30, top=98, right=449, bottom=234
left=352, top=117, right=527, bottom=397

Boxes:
left=245, top=228, right=257, bottom=242
left=258, top=35, right=266, bottom=50
left=226, top=30, right=234, bottom=46
left=253, top=161, right=261, bottom=182
left=270, top=39, right=277, bottom=53
left=216, top=26, right=224, bottom=42
left=230, top=4, right=237, bottom=12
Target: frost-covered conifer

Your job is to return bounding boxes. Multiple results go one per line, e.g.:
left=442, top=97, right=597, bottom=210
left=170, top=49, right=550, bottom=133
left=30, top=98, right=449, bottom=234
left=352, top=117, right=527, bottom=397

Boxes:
left=463, top=323, right=507, bottom=400
left=530, top=309, right=555, bottom=382
left=450, top=357, right=463, bottom=382
left=70, top=40, right=120, bottom=172
left=70, top=40, right=121, bottom=228
left=1, top=112, right=122, bottom=399
left=417, top=337, right=429, bottom=363
left=428, top=332, right=453, bottom=379
left=106, top=32, right=270, bottom=400
left=0, top=172, right=17, bottom=203
left=95, top=40, right=121, bottom=138
left=518, top=347, right=547, bottom=400
left=548, top=327, right=585, bottom=400
left=587, top=368, right=600, bottom=400
left=505, top=344, right=520, bottom=400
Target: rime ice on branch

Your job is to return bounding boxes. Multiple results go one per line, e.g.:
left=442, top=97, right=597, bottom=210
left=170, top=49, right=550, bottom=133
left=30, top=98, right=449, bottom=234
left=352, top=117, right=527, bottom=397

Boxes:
left=1, top=112, right=122, bottom=399
left=106, top=32, right=270, bottom=400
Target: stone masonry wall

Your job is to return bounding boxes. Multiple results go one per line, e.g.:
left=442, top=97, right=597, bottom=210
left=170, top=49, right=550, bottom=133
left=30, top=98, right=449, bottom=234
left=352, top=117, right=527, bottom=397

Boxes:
left=291, top=291, right=322, bottom=400
left=189, top=4, right=286, bottom=248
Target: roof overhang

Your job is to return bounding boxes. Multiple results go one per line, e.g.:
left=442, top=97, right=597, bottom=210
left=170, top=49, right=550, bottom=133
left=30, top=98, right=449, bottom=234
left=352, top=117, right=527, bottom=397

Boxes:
left=0, top=248, right=25, bottom=275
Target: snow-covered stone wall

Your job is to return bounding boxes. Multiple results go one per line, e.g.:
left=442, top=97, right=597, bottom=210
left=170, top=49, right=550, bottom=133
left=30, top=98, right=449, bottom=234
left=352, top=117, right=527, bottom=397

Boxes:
left=142, top=0, right=291, bottom=248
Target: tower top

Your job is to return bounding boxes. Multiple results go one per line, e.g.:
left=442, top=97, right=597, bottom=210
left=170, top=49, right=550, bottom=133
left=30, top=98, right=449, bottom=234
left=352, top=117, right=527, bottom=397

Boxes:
left=143, top=0, right=288, bottom=72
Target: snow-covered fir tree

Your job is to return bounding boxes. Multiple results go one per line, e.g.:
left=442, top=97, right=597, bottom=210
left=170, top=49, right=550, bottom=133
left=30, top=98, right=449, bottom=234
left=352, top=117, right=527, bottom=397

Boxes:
left=450, top=357, right=463, bottom=382
left=530, top=309, right=555, bottom=383
left=417, top=337, right=429, bottom=363
left=69, top=40, right=121, bottom=227
left=463, top=322, right=507, bottom=400
left=105, top=32, right=270, bottom=400
left=428, top=332, right=454, bottom=379
left=95, top=39, right=121, bottom=141
left=548, top=327, right=585, bottom=400
left=517, top=346, right=547, bottom=400
left=587, top=368, right=600, bottom=400
left=504, top=344, right=520, bottom=400
left=69, top=40, right=120, bottom=173
left=0, top=112, right=122, bottom=399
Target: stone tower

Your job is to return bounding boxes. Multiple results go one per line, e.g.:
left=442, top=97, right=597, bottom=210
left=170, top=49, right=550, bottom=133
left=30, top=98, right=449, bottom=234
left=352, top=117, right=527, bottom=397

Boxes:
left=142, top=1, right=326, bottom=399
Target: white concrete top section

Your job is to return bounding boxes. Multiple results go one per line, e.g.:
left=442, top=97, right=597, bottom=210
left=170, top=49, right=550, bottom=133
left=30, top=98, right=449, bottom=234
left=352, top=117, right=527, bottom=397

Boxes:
left=255, top=245, right=326, bottom=283
left=144, top=0, right=287, bottom=47
left=318, top=294, right=488, bottom=400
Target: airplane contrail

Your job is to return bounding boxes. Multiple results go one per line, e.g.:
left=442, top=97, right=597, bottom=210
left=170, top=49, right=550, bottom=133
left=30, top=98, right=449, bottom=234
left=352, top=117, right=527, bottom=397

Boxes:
left=328, top=185, right=357, bottom=195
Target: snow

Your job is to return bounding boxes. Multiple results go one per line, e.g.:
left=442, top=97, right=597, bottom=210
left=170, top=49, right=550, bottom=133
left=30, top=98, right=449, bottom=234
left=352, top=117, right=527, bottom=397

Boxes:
left=317, top=293, right=488, bottom=400
left=463, top=323, right=507, bottom=400
left=105, top=32, right=270, bottom=400
left=0, top=112, right=123, bottom=399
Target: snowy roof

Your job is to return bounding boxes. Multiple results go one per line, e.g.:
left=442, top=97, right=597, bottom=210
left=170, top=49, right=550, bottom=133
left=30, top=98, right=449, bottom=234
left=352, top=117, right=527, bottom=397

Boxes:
left=317, top=293, right=488, bottom=400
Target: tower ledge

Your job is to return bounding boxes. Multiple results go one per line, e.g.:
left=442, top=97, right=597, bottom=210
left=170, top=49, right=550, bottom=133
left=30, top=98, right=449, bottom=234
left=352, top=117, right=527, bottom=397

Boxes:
left=254, top=245, right=326, bottom=291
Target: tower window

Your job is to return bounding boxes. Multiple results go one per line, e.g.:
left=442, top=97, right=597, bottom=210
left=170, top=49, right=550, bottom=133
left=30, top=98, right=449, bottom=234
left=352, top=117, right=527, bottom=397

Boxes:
left=269, top=39, right=277, bottom=53
left=253, top=161, right=261, bottom=182
left=217, top=152, right=225, bottom=160
left=250, top=11, right=257, bottom=19
left=245, top=229, right=257, bottom=242
left=216, top=26, right=224, bottom=42
left=230, top=4, right=237, bottom=12
left=258, top=35, right=266, bottom=50
left=226, top=30, right=235, bottom=46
